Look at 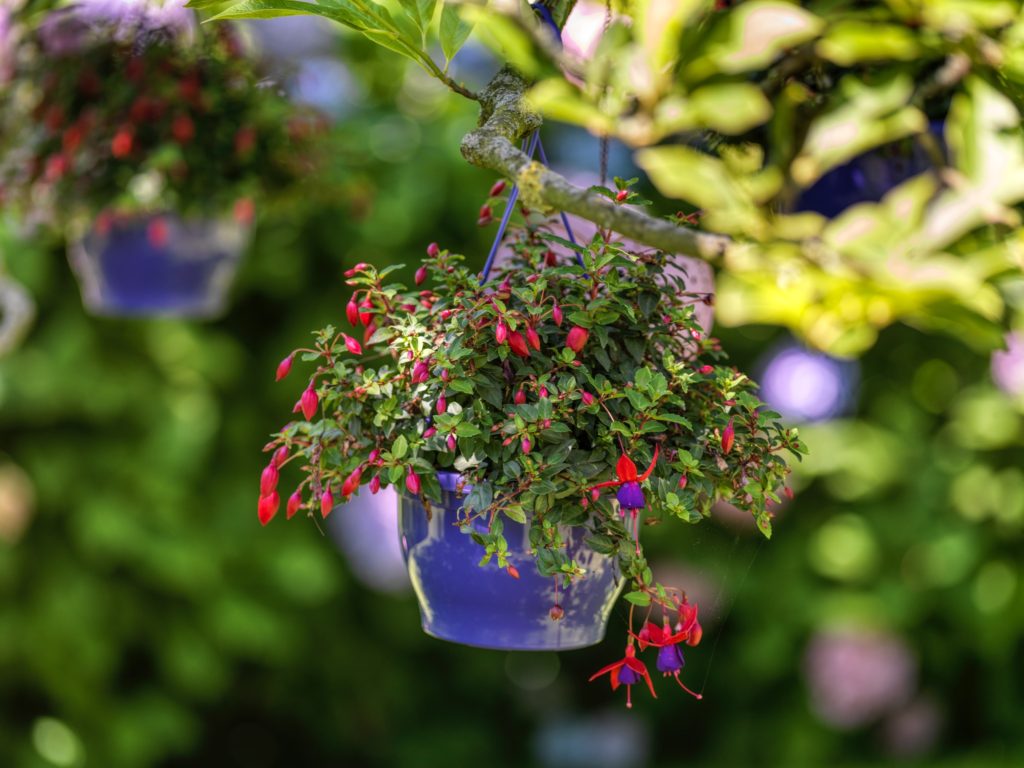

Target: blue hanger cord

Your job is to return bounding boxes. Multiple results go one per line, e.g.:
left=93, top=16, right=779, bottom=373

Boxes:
left=480, top=131, right=540, bottom=283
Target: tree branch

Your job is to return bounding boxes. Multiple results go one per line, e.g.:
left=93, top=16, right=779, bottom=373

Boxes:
left=460, top=68, right=731, bottom=261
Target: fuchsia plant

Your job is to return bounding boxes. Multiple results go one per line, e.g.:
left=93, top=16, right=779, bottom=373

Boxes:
left=258, top=183, right=802, bottom=704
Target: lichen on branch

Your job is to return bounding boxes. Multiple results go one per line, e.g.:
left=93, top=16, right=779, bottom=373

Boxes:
left=460, top=68, right=731, bottom=261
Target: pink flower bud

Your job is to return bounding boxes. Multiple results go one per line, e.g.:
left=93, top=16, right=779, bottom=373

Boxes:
left=368, top=449, right=381, bottom=463
left=506, top=564, right=520, bottom=579
left=496, top=321, right=508, bottom=345
left=346, top=298, right=359, bottom=326
left=447, top=434, right=457, bottom=452
left=591, top=489, right=600, bottom=501
left=552, top=304, right=563, bottom=326
left=341, top=468, right=362, bottom=497
left=566, top=326, right=589, bottom=353
left=412, top=360, right=429, bottom=383
left=699, top=365, right=714, bottom=375
left=272, top=445, right=289, bottom=468
left=526, top=326, right=541, bottom=351
left=539, top=386, right=549, bottom=399
left=508, top=332, right=530, bottom=358
left=258, top=492, right=280, bottom=525
left=479, top=204, right=492, bottom=219
left=440, top=369, right=450, bottom=382
left=722, top=419, right=735, bottom=454
left=514, top=389, right=526, bottom=405
left=581, top=391, right=595, bottom=406
left=427, top=242, right=440, bottom=257
left=300, top=385, right=318, bottom=421
left=275, top=354, right=293, bottom=382
left=436, top=396, right=447, bottom=415
left=545, top=250, right=558, bottom=267
left=615, top=189, right=629, bottom=202
left=344, top=262, right=370, bottom=277
left=423, top=426, right=437, bottom=439
left=358, top=299, right=373, bottom=326
left=362, top=323, right=376, bottom=345
left=521, top=438, right=531, bottom=454
left=415, top=266, right=427, bottom=285
left=543, top=419, right=551, bottom=429
left=783, top=486, right=794, bottom=501
left=369, top=475, right=381, bottom=494
left=549, top=604, right=564, bottom=621
left=489, top=180, right=506, bottom=197
left=260, top=463, right=279, bottom=496
left=405, top=469, right=421, bottom=495
left=678, top=475, right=688, bottom=490
left=320, top=487, right=334, bottom=518
left=343, top=334, right=363, bottom=355
left=286, top=490, right=302, bottom=519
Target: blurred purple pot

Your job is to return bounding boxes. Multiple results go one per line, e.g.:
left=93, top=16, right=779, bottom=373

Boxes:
left=68, top=213, right=249, bottom=318
left=399, top=471, right=624, bottom=650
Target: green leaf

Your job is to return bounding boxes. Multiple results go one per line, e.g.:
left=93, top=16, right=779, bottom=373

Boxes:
left=440, top=2, right=474, bottom=64
left=623, top=591, right=651, bottom=607
left=504, top=506, right=527, bottom=524
left=392, top=434, right=409, bottom=460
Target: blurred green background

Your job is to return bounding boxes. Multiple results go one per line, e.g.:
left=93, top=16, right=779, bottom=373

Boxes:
left=2, top=24, right=1024, bottom=768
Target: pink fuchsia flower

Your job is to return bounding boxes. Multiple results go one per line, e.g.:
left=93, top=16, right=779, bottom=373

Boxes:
left=415, top=266, right=427, bottom=285
left=508, top=331, right=531, bottom=358
left=526, top=326, right=541, bottom=351
left=489, top=180, right=506, bottom=197
left=495, top=320, right=509, bottom=345
left=411, top=360, right=430, bottom=383
left=260, top=463, right=279, bottom=496
left=566, top=326, right=589, bottom=353
left=589, top=645, right=657, bottom=709
left=276, top=354, right=294, bottom=381
left=358, top=299, right=373, bottom=326
left=634, top=604, right=704, bottom=699
left=436, top=396, right=447, bottom=415
left=721, top=418, right=735, bottom=454
left=581, top=391, right=595, bottom=406
left=423, top=426, right=437, bottom=439
left=272, top=445, right=289, bottom=468
left=341, top=468, right=363, bottom=497
left=514, top=389, right=527, bottom=405
left=405, top=468, right=421, bottom=495
left=369, top=475, right=381, bottom=494
left=258, top=492, right=280, bottom=526
left=521, top=438, right=532, bottom=454
left=446, top=434, right=457, bottom=452
left=320, top=487, right=335, bottom=518
left=300, top=384, right=318, bottom=421
left=590, top=446, right=660, bottom=553
left=346, top=298, right=360, bottom=325
left=286, top=491, right=303, bottom=519
left=343, top=334, right=363, bottom=355
left=552, top=304, right=563, bottom=327
left=427, top=242, right=440, bottom=257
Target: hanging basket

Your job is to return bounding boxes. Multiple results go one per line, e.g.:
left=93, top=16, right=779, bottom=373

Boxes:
left=398, top=472, right=624, bottom=651
left=67, top=212, right=250, bottom=318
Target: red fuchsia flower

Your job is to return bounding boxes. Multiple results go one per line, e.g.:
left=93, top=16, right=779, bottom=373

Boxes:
left=320, top=487, right=334, bottom=518
left=447, top=434, right=457, bottom=452
left=286, top=490, right=303, bottom=519
left=521, top=438, right=532, bottom=454
left=369, top=475, right=381, bottom=494
left=581, top=391, right=595, bottom=406
left=514, top=389, right=527, bottom=405
left=260, top=463, right=279, bottom=496
left=477, top=204, right=493, bottom=226
left=423, top=426, right=437, bottom=439
left=589, top=644, right=657, bottom=709
left=722, top=418, right=735, bottom=454
left=276, top=354, right=294, bottom=382
left=545, top=250, right=558, bottom=268
left=615, top=189, right=629, bottom=202
left=489, top=179, right=506, bottom=197
left=427, top=242, right=440, bottom=257
left=111, top=127, right=133, bottom=158
left=272, top=445, right=289, bottom=468
left=699, top=365, right=714, bottom=375
left=258, top=492, right=280, bottom=526
left=495, top=320, right=509, bottom=345
left=526, top=326, right=541, bottom=351
left=343, top=334, right=362, bottom=355
left=552, top=304, right=563, bottom=326
left=411, top=360, right=430, bottom=383
left=346, top=298, right=359, bottom=326
left=590, top=446, right=660, bottom=553
left=436, top=395, right=447, bottom=415
left=415, top=266, right=427, bottom=285
left=508, top=331, right=531, bottom=358
left=566, top=326, right=589, bottom=353
left=539, top=386, right=549, bottom=399
left=678, top=474, right=688, bottom=490
left=341, top=468, right=362, bottom=497
left=300, top=384, right=318, bottom=421
left=358, top=299, right=373, bottom=326
left=405, top=468, right=421, bottom=495
left=363, top=323, right=376, bottom=344
left=635, top=615, right=703, bottom=700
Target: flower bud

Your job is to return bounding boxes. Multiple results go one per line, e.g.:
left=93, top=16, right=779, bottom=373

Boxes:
left=699, top=365, right=714, bottom=375
left=615, top=189, right=629, bottom=202
left=506, top=565, right=520, bottom=579
left=678, top=475, right=688, bottom=490
left=549, top=604, right=564, bottom=621
left=543, top=419, right=551, bottom=429
left=260, top=463, right=279, bottom=496
left=300, top=384, right=318, bottom=421
left=344, top=262, right=370, bottom=277
left=412, top=360, right=429, bottom=383
left=551, top=305, right=563, bottom=327
left=566, top=326, right=589, bottom=353
left=258, top=492, right=280, bottom=525
left=440, top=369, right=450, bottom=382
left=286, top=490, right=302, bottom=519
left=341, top=468, right=362, bottom=497
left=272, top=445, right=289, bottom=468
left=489, top=180, right=506, bottom=197
left=423, top=426, right=437, bottom=439
left=447, top=434, right=457, bottom=452
left=405, top=468, right=421, bottom=495
left=415, top=266, right=427, bottom=285
left=521, top=438, right=531, bottom=454
left=479, top=204, right=492, bottom=219
left=514, top=389, right=526, bottom=405
left=436, top=396, right=447, bottom=415
left=508, top=331, right=530, bottom=358
left=539, top=386, right=549, bottom=399
left=783, top=486, right=794, bottom=501
left=427, top=242, right=440, bottom=257
left=320, top=487, right=335, bottom=518
left=722, top=419, right=735, bottom=454
left=368, top=449, right=381, bottom=463
left=591, top=489, right=600, bottom=501
left=526, top=326, right=541, bottom=351
left=369, top=475, right=381, bottom=494
left=275, top=354, right=294, bottom=382
left=358, top=299, right=373, bottom=326
left=581, top=391, right=595, bottom=406
left=545, top=250, right=558, bottom=267
left=495, top=321, right=508, bottom=345
left=343, top=334, right=363, bottom=355
left=346, top=298, right=360, bottom=325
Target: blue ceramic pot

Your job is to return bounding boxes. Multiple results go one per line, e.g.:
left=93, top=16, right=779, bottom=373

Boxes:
left=398, top=472, right=624, bottom=650
left=68, top=214, right=249, bottom=318
left=797, top=121, right=945, bottom=217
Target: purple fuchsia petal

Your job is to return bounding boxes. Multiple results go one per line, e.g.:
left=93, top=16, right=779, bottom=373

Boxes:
left=656, top=644, right=685, bottom=674
left=618, top=664, right=641, bottom=685
left=616, top=482, right=646, bottom=510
